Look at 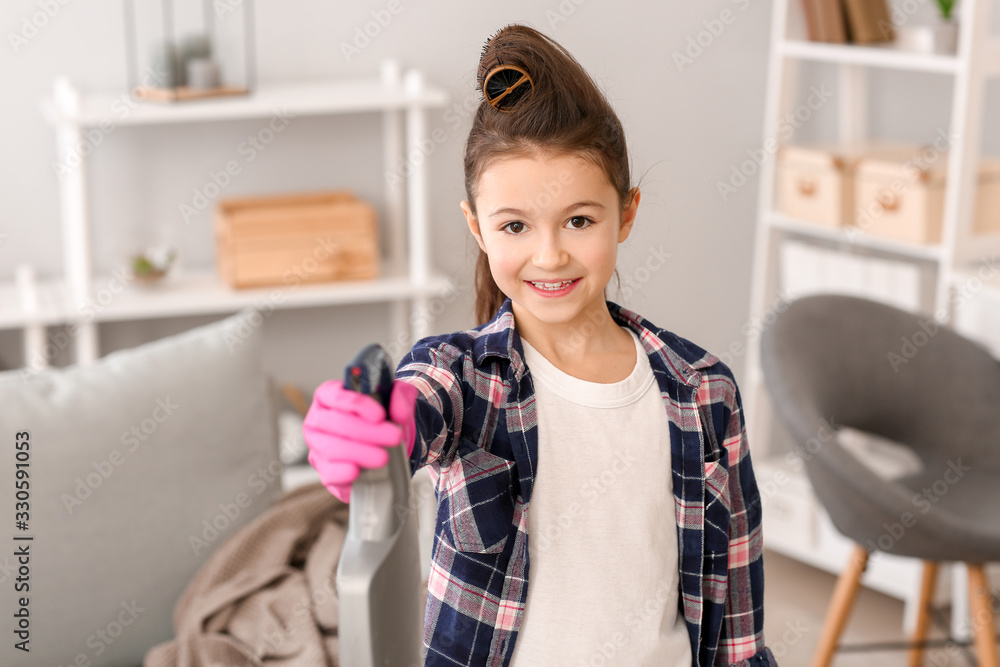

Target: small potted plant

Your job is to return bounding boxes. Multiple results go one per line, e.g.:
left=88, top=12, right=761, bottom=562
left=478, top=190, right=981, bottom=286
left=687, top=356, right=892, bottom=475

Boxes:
left=932, top=0, right=959, bottom=54
left=131, top=246, right=177, bottom=285
left=894, top=0, right=959, bottom=54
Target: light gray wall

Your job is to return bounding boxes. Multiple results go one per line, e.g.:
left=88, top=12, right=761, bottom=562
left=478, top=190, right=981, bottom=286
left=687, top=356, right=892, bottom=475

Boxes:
left=3, top=0, right=993, bottom=396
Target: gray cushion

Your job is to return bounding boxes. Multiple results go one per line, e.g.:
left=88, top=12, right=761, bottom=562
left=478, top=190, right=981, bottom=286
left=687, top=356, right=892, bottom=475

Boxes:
left=0, top=312, right=281, bottom=666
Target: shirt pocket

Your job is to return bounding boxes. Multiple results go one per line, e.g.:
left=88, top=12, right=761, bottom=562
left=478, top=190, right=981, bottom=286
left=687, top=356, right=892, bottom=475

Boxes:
left=438, top=443, right=517, bottom=554
left=703, top=458, right=732, bottom=553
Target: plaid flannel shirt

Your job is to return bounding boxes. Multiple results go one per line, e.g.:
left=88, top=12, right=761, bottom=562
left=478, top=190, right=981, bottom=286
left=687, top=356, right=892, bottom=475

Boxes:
left=395, top=297, right=777, bottom=667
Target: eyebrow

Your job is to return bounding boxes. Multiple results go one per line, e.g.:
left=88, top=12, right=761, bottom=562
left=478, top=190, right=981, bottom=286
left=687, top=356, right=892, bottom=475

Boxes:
left=486, top=200, right=605, bottom=218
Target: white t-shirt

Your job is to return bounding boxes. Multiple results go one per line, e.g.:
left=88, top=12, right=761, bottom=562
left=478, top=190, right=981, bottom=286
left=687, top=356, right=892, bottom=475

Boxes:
left=509, top=326, right=692, bottom=666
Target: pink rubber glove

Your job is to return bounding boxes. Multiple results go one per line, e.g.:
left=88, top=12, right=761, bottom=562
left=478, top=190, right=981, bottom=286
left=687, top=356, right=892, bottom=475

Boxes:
left=303, top=379, right=417, bottom=503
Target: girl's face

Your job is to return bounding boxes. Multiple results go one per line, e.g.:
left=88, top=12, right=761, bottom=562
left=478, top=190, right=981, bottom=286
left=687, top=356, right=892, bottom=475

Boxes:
left=462, top=152, right=639, bottom=338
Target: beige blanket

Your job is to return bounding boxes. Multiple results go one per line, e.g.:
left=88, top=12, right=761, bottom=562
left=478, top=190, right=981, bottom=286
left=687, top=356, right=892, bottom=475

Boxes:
left=144, top=481, right=350, bottom=667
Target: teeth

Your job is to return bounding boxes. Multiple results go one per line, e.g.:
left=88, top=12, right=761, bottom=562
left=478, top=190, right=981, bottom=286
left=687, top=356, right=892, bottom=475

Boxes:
left=530, top=280, right=575, bottom=290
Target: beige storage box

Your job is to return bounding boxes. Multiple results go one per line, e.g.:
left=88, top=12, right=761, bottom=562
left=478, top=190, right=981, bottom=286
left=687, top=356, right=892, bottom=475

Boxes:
left=854, top=153, right=1000, bottom=244
left=777, top=141, right=921, bottom=227
left=215, top=190, right=380, bottom=288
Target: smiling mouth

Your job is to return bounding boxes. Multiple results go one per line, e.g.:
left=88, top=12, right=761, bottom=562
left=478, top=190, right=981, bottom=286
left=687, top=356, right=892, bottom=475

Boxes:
left=526, top=278, right=579, bottom=291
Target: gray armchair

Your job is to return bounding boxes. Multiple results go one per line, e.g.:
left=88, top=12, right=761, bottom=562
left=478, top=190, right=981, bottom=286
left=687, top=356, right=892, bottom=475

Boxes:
left=760, top=293, right=1000, bottom=667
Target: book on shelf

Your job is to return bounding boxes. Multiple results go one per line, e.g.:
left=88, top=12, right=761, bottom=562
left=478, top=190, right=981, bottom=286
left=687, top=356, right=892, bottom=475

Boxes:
left=801, top=0, right=895, bottom=45
left=800, top=0, right=847, bottom=43
left=841, top=0, right=895, bottom=43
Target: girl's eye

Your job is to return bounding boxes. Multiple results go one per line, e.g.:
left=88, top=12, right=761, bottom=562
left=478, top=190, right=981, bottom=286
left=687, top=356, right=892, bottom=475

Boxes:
left=567, top=216, right=593, bottom=229
left=502, top=221, right=526, bottom=234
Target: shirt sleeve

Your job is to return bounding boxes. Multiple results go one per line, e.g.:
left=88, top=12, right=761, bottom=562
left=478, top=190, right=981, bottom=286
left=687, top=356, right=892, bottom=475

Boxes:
left=714, top=377, right=778, bottom=667
left=394, top=340, right=466, bottom=472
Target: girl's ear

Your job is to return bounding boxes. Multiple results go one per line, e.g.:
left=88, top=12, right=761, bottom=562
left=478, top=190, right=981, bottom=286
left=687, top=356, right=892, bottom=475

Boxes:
left=461, top=201, right=487, bottom=253
left=618, top=187, right=641, bottom=243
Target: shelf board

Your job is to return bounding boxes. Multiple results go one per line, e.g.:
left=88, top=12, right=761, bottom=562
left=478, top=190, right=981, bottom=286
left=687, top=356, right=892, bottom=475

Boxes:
left=0, top=267, right=454, bottom=330
left=780, top=39, right=961, bottom=74
left=0, top=278, right=69, bottom=329
left=40, top=76, right=450, bottom=128
left=950, top=264, right=1000, bottom=306
left=766, top=211, right=946, bottom=261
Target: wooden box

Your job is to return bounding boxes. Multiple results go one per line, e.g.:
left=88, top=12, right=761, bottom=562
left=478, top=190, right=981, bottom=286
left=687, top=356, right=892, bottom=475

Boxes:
left=854, top=154, right=1000, bottom=244
left=777, top=141, right=919, bottom=227
left=215, top=191, right=379, bottom=288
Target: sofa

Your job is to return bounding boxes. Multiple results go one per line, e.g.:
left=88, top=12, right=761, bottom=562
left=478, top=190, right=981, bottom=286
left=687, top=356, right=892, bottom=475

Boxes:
left=0, top=310, right=438, bottom=666
left=0, top=311, right=286, bottom=665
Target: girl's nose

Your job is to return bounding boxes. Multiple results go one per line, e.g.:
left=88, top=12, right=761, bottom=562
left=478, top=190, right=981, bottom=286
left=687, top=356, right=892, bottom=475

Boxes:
left=532, top=231, right=569, bottom=270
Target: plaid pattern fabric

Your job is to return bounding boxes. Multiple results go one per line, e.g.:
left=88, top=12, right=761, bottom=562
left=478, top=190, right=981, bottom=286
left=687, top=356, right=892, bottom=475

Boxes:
left=395, top=298, right=777, bottom=667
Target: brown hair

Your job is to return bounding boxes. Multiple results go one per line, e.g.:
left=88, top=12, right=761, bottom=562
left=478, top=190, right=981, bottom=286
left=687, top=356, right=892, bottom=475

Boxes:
left=464, top=24, right=634, bottom=326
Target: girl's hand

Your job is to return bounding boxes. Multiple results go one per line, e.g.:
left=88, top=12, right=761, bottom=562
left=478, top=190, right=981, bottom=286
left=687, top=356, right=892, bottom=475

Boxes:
left=303, top=379, right=418, bottom=502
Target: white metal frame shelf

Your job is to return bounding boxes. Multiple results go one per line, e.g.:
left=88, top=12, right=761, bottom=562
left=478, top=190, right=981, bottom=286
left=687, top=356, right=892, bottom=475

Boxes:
left=780, top=37, right=1000, bottom=76
left=749, top=0, right=1000, bottom=458
left=12, top=61, right=450, bottom=367
left=39, top=76, right=449, bottom=127
left=766, top=211, right=949, bottom=261
left=745, top=0, right=998, bottom=639
left=0, top=266, right=454, bottom=330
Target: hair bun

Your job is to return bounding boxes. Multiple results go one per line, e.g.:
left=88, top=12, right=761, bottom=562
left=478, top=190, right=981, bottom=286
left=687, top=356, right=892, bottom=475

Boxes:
left=477, top=26, right=535, bottom=112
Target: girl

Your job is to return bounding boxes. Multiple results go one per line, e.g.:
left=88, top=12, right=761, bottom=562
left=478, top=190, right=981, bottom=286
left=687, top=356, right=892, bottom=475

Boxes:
left=304, top=24, right=776, bottom=667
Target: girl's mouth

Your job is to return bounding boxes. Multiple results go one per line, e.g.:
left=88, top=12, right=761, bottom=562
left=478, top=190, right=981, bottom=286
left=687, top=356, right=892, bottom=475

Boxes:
left=525, top=278, right=580, bottom=297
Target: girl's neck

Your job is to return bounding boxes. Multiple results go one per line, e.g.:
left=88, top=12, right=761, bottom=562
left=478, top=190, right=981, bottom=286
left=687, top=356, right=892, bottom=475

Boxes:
left=513, top=300, right=635, bottom=376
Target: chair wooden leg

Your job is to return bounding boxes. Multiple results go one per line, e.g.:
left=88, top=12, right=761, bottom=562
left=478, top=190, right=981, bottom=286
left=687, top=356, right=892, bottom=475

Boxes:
left=811, top=545, right=870, bottom=667
left=968, top=564, right=999, bottom=667
left=908, top=560, right=939, bottom=667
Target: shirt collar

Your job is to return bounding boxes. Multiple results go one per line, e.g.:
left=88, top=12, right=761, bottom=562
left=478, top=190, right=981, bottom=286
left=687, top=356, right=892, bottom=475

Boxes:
left=472, top=297, right=705, bottom=387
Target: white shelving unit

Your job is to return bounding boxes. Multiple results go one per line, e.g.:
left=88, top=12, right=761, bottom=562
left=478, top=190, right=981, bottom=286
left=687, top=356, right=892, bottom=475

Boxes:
left=7, top=61, right=451, bottom=367
left=745, top=0, right=999, bottom=638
